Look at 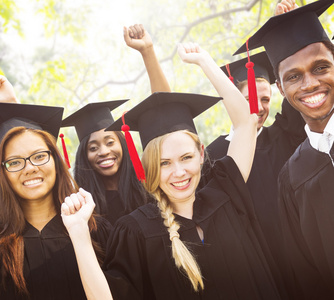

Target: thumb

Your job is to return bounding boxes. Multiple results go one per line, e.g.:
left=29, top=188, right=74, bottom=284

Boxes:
left=78, top=187, right=94, bottom=204
left=123, top=26, right=131, bottom=44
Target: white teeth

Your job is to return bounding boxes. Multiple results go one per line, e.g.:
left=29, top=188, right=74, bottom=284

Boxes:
left=99, top=159, right=115, bottom=166
left=172, top=179, right=189, bottom=187
left=24, top=179, right=42, bottom=186
left=303, top=93, right=325, bottom=104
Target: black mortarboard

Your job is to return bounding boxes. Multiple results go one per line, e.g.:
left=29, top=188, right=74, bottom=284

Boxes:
left=61, top=100, right=128, bottom=142
left=234, top=0, right=333, bottom=68
left=107, top=92, right=221, bottom=149
left=221, top=51, right=276, bottom=85
left=0, top=103, right=64, bottom=141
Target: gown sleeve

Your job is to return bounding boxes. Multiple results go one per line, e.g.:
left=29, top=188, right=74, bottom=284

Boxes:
left=102, top=215, right=152, bottom=300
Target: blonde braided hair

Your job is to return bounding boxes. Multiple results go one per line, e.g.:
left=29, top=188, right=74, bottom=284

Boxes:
left=141, top=130, right=204, bottom=291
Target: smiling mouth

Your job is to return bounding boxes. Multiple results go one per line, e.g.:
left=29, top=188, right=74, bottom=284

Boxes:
left=23, top=178, right=43, bottom=186
left=301, top=93, right=326, bottom=104
left=171, top=179, right=190, bottom=188
left=98, top=158, right=116, bottom=167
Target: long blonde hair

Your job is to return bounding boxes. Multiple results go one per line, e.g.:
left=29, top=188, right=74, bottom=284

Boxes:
left=141, top=130, right=204, bottom=291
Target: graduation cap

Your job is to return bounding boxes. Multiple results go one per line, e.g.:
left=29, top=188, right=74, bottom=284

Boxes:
left=61, top=100, right=128, bottom=142
left=234, top=0, right=333, bottom=68
left=107, top=92, right=221, bottom=181
left=221, top=51, right=276, bottom=85
left=0, top=103, right=64, bottom=141
left=107, top=92, right=221, bottom=149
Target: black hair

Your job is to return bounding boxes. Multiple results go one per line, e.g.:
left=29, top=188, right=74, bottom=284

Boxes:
left=74, top=131, right=152, bottom=216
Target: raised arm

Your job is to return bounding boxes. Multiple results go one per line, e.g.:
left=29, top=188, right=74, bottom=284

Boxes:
left=0, top=75, right=18, bottom=103
left=61, top=188, right=113, bottom=300
left=124, top=24, right=171, bottom=93
left=178, top=43, right=257, bottom=181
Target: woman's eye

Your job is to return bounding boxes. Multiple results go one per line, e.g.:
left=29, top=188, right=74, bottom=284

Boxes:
left=34, top=154, right=47, bottom=160
left=160, top=161, right=169, bottom=166
left=8, top=160, right=21, bottom=167
left=88, top=147, right=98, bottom=152
left=183, top=155, right=192, bottom=161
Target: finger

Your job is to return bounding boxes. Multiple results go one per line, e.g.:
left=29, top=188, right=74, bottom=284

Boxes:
left=190, top=43, right=196, bottom=53
left=76, top=191, right=86, bottom=205
left=79, top=187, right=94, bottom=204
left=182, top=43, right=192, bottom=53
left=61, top=202, right=70, bottom=216
left=194, top=43, right=200, bottom=53
left=123, top=26, right=132, bottom=44
left=70, top=193, right=82, bottom=211
left=283, top=0, right=292, bottom=10
left=130, top=24, right=140, bottom=39
left=138, top=24, right=145, bottom=39
left=275, top=4, right=284, bottom=15
left=64, top=195, right=76, bottom=214
left=177, top=43, right=186, bottom=58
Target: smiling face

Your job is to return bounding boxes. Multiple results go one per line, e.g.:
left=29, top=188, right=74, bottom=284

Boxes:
left=4, top=131, right=56, bottom=203
left=276, top=42, right=334, bottom=133
left=240, top=79, right=271, bottom=130
left=87, top=129, right=123, bottom=181
left=159, top=131, right=204, bottom=207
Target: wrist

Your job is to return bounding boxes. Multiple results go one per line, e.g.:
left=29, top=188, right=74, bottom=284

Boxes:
left=140, top=45, right=155, bottom=56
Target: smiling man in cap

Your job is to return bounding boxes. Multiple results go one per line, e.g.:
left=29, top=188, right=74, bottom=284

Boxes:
left=235, top=0, right=334, bottom=298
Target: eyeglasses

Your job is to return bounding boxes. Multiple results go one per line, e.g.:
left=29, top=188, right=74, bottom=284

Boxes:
left=2, top=150, right=51, bottom=172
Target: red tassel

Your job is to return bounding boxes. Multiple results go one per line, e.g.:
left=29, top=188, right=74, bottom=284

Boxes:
left=121, top=113, right=146, bottom=182
left=245, top=39, right=259, bottom=114
left=225, top=64, right=234, bottom=84
left=59, top=133, right=71, bottom=169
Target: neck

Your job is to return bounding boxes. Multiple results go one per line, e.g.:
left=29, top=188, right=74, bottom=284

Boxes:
left=169, top=196, right=195, bottom=219
left=21, top=194, right=57, bottom=231
left=102, top=173, right=120, bottom=191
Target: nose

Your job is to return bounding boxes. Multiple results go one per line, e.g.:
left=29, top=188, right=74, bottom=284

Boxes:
left=301, top=73, right=320, bottom=91
left=24, top=160, right=39, bottom=174
left=98, top=144, right=110, bottom=156
left=173, top=162, right=186, bottom=177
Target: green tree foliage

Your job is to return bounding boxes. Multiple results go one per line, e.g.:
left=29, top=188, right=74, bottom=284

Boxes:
left=0, top=0, right=333, bottom=159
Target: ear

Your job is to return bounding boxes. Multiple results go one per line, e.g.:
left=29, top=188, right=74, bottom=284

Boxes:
left=200, top=144, right=205, bottom=164
left=276, top=80, right=285, bottom=97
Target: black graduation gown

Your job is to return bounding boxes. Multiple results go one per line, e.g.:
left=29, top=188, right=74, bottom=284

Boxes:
left=278, top=139, right=334, bottom=299
left=104, top=190, right=127, bottom=225
left=202, top=99, right=306, bottom=298
left=103, top=156, right=281, bottom=300
left=0, top=215, right=111, bottom=300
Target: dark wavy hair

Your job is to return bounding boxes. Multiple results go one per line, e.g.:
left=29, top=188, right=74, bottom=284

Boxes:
left=0, top=127, right=102, bottom=296
left=74, top=130, right=151, bottom=217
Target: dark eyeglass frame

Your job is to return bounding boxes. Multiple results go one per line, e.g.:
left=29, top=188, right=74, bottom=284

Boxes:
left=2, top=150, right=52, bottom=172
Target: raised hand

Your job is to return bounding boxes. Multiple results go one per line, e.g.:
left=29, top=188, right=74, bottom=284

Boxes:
left=177, top=42, right=211, bottom=66
left=0, top=75, right=18, bottom=103
left=124, top=24, right=153, bottom=53
left=275, top=0, right=298, bottom=16
left=61, top=188, right=96, bottom=233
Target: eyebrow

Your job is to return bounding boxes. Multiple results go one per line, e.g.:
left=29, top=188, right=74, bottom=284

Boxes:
left=160, top=151, right=195, bottom=161
left=284, top=59, right=332, bottom=74
left=88, top=135, right=115, bottom=145
left=5, top=148, right=49, bottom=160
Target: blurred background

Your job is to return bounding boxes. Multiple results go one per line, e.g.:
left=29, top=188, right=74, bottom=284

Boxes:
left=1, top=0, right=333, bottom=161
